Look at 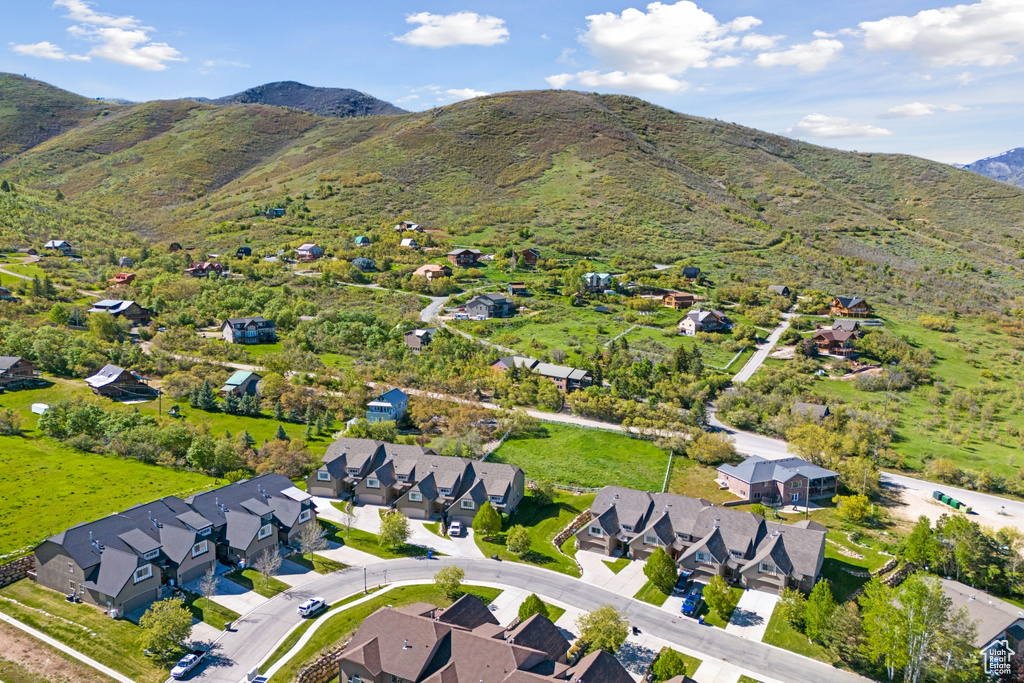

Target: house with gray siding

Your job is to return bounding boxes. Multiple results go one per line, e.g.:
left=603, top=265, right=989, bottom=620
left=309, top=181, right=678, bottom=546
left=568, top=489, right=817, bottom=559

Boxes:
left=717, top=456, right=839, bottom=506
left=366, top=387, right=408, bottom=423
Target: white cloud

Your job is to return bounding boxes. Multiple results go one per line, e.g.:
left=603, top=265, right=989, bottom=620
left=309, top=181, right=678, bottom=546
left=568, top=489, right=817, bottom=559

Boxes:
left=13, top=0, right=183, bottom=70
left=444, top=88, right=490, bottom=100
left=557, top=47, right=577, bottom=64
left=11, top=41, right=76, bottom=60
left=789, top=113, right=894, bottom=139
left=813, top=30, right=835, bottom=38
left=956, top=71, right=975, bottom=84
left=741, top=34, right=783, bottom=50
left=755, top=38, right=843, bottom=72
left=394, top=12, right=508, bottom=48
left=547, top=1, right=769, bottom=93
left=860, top=0, right=1024, bottom=67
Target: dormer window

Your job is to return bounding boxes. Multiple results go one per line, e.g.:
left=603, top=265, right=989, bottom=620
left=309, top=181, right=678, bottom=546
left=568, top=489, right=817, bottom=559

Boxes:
left=317, top=471, right=331, bottom=481
left=621, top=525, right=633, bottom=532
left=366, top=478, right=380, bottom=489
left=348, top=468, right=359, bottom=475
left=299, top=510, right=312, bottom=523
left=488, top=495, right=504, bottom=504
left=438, top=488, right=452, bottom=496
left=199, top=526, right=211, bottom=536
left=143, top=549, right=160, bottom=560
left=397, top=474, right=409, bottom=482
left=730, top=549, right=744, bottom=557
left=676, top=533, right=690, bottom=541
left=643, top=533, right=658, bottom=546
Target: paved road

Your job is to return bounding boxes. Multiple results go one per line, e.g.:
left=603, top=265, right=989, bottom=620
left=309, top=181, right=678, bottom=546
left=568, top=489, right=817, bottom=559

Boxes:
left=731, top=314, right=792, bottom=384
left=708, top=410, right=791, bottom=460
left=190, top=557, right=867, bottom=683
left=419, top=295, right=450, bottom=323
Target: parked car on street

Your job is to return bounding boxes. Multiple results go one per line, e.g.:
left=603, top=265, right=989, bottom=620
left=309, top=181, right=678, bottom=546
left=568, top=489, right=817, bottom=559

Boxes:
left=682, top=583, right=705, bottom=617
left=170, top=651, right=206, bottom=679
left=448, top=520, right=463, bottom=537
left=297, top=597, right=326, bottom=618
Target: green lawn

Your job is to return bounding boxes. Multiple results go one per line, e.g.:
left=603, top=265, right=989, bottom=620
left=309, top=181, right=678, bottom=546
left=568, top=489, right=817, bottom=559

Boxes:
left=320, top=519, right=433, bottom=559
left=225, top=568, right=290, bottom=598
left=656, top=648, right=703, bottom=681
left=473, top=491, right=595, bottom=577
left=286, top=553, right=348, bottom=574
left=738, top=676, right=764, bottom=683
left=0, top=580, right=170, bottom=683
left=182, top=590, right=240, bottom=630
left=633, top=581, right=669, bottom=606
left=700, top=587, right=743, bottom=628
left=603, top=557, right=631, bottom=574
left=425, top=521, right=443, bottom=537
left=762, top=610, right=832, bottom=663
left=0, top=395, right=215, bottom=555
left=540, top=600, right=566, bottom=624
left=490, top=424, right=669, bottom=490
left=666, top=457, right=736, bottom=503
left=267, top=584, right=503, bottom=682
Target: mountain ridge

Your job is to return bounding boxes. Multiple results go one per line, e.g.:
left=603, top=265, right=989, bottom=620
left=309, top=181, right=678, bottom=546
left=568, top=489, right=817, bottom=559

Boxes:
left=208, top=80, right=406, bottom=118
left=962, top=147, right=1024, bottom=186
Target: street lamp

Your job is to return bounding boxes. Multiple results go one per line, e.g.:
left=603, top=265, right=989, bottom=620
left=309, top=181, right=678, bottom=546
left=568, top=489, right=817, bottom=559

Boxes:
left=363, top=566, right=367, bottom=594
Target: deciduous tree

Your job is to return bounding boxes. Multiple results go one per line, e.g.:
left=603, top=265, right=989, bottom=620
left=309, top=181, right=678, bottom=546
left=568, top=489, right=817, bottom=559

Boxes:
left=434, top=565, right=465, bottom=600
left=651, top=648, right=688, bottom=682
left=472, top=502, right=502, bottom=538
left=643, top=547, right=678, bottom=594
left=703, top=575, right=734, bottom=619
left=378, top=510, right=410, bottom=549
left=518, top=594, right=549, bottom=622
left=139, top=598, right=192, bottom=659
left=506, top=524, right=531, bottom=556
left=575, top=605, right=629, bottom=654
left=253, top=548, right=282, bottom=589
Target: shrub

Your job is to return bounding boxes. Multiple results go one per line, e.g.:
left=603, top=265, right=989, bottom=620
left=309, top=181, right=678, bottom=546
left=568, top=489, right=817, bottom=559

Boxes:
left=917, top=314, right=956, bottom=332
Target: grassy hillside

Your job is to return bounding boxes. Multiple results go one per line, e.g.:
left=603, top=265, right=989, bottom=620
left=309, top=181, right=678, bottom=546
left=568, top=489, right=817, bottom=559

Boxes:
left=0, top=74, right=110, bottom=162
left=2, top=81, right=1024, bottom=313
left=211, top=80, right=407, bottom=117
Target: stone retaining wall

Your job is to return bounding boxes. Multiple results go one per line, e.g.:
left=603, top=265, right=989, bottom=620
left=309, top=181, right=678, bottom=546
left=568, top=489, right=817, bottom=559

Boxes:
left=553, top=510, right=592, bottom=548
left=0, top=556, right=32, bottom=589
left=296, top=640, right=350, bottom=683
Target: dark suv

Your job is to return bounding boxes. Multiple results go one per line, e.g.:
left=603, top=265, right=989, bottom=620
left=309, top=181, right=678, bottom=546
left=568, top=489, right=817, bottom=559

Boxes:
left=681, top=583, right=705, bottom=617
left=672, top=568, right=695, bottom=595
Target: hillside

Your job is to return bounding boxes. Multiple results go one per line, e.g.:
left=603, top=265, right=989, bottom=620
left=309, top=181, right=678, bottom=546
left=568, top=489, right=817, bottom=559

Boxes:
left=210, top=81, right=406, bottom=117
left=0, top=74, right=110, bottom=162
left=1, top=82, right=1024, bottom=313
left=962, top=147, right=1024, bottom=186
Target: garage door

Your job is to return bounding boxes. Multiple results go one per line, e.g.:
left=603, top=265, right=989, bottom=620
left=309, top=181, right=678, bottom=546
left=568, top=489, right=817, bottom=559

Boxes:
left=179, top=561, right=214, bottom=585
left=360, top=494, right=386, bottom=506
left=121, top=589, right=158, bottom=614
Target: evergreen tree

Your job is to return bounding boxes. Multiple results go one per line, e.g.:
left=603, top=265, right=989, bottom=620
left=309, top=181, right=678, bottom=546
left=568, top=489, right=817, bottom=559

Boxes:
left=688, top=345, right=704, bottom=378
left=305, top=405, right=315, bottom=425
left=672, top=344, right=690, bottom=374
left=190, top=380, right=217, bottom=410
left=54, top=189, right=64, bottom=201
left=31, top=276, right=42, bottom=297
left=43, top=276, right=55, bottom=298
left=274, top=424, right=289, bottom=441
left=303, top=424, right=313, bottom=440
left=223, top=393, right=240, bottom=414
left=0, top=180, right=9, bottom=192
left=518, top=594, right=549, bottom=622
left=238, top=430, right=256, bottom=448
left=273, top=401, right=285, bottom=421
left=643, top=547, right=679, bottom=594
left=286, top=407, right=302, bottom=422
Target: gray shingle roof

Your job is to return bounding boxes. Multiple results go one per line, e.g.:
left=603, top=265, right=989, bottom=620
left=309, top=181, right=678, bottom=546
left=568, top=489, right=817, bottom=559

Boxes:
left=941, top=578, right=1024, bottom=647
left=0, top=356, right=25, bottom=371
left=718, top=456, right=838, bottom=486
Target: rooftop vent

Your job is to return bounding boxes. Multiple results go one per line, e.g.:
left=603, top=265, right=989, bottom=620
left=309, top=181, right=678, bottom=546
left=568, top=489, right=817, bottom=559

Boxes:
left=404, top=639, right=410, bottom=650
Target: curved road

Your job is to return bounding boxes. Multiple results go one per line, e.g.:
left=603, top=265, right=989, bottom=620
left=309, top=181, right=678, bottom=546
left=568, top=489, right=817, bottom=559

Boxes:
left=731, top=314, right=792, bottom=384
left=192, top=557, right=866, bottom=683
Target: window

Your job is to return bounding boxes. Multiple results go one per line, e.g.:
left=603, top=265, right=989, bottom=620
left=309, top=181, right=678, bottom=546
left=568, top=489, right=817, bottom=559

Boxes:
left=676, top=533, right=690, bottom=542
left=790, top=480, right=802, bottom=488
left=317, top=471, right=331, bottom=481
left=366, top=478, right=381, bottom=489
left=643, top=533, right=658, bottom=546
left=397, top=474, right=409, bottom=482
left=589, top=526, right=603, bottom=537
left=621, top=525, right=633, bottom=532
left=199, top=526, right=211, bottom=536
left=696, top=551, right=712, bottom=564
left=348, top=468, right=359, bottom=475
left=351, top=676, right=362, bottom=683
left=730, top=549, right=743, bottom=557
left=753, top=492, right=762, bottom=500
left=489, top=495, right=503, bottom=504
left=258, top=523, right=273, bottom=541
left=70, top=580, right=76, bottom=590
left=191, top=540, right=209, bottom=558
left=409, top=492, right=422, bottom=502
left=68, top=562, right=74, bottom=573
left=461, top=500, right=475, bottom=510
left=439, top=488, right=452, bottom=496
left=143, top=549, right=160, bottom=560
left=299, top=510, right=312, bottom=523
left=791, top=493, right=800, bottom=503
left=133, top=564, right=152, bottom=584
left=759, top=561, right=777, bottom=575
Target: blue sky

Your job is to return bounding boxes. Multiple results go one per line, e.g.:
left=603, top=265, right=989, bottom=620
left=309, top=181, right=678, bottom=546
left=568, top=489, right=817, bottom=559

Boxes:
left=3, top=0, right=1023, bottom=163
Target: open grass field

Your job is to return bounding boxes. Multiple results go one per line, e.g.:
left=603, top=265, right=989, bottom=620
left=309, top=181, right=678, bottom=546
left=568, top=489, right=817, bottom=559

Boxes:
left=813, top=314, right=1024, bottom=478
left=0, top=579, right=170, bottom=683
left=666, top=457, right=735, bottom=504
left=0, top=620, right=117, bottom=683
left=473, top=491, right=595, bottom=577
left=266, top=584, right=502, bottom=683
left=490, top=423, right=669, bottom=491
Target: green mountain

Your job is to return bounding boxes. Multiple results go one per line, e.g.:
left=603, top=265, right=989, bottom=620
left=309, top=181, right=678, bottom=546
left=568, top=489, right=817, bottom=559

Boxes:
left=209, top=81, right=406, bottom=117
left=2, top=77, right=1023, bottom=312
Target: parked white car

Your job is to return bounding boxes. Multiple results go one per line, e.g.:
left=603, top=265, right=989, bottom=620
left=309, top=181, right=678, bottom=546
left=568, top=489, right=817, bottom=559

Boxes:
left=170, top=652, right=205, bottom=679
left=448, top=520, right=463, bottom=537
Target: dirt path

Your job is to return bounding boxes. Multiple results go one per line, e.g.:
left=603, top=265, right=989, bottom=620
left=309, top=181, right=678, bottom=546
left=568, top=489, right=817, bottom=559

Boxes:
left=0, top=621, right=115, bottom=683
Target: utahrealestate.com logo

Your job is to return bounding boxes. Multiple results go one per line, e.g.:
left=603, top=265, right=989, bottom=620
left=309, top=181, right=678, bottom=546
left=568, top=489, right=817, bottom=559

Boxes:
left=984, top=638, right=1014, bottom=676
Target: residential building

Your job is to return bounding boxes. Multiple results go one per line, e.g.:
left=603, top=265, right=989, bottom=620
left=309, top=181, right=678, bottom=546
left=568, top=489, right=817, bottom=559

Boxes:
left=218, top=370, right=261, bottom=397
left=222, top=316, right=277, bottom=344
left=296, top=243, right=324, bottom=261
left=662, top=292, right=696, bottom=309
left=576, top=486, right=827, bottom=593
left=677, top=309, right=729, bottom=336
left=16, top=247, right=37, bottom=255
left=829, top=296, right=871, bottom=318
left=813, top=329, right=856, bottom=356
left=84, top=364, right=153, bottom=399
left=400, top=237, right=420, bottom=249
left=413, top=264, right=452, bottom=280
left=33, top=472, right=318, bottom=618
left=354, top=236, right=371, bottom=247
left=0, top=356, right=41, bottom=390
left=117, top=256, right=135, bottom=268
left=306, top=438, right=390, bottom=499
left=184, top=261, right=224, bottom=278
left=366, top=387, right=409, bottom=423
left=394, top=221, right=422, bottom=232
left=581, top=272, right=612, bottom=293
left=491, top=355, right=593, bottom=392
left=352, top=257, right=376, bottom=272
left=236, top=247, right=252, bottom=258
left=507, top=282, right=529, bottom=297
left=262, top=208, right=286, bottom=219
left=768, top=285, right=790, bottom=297
left=0, top=286, right=16, bottom=301
left=512, top=247, right=540, bottom=266
left=831, top=319, right=861, bottom=334
left=682, top=267, right=701, bottom=280
left=792, top=402, right=831, bottom=421
left=404, top=328, right=435, bottom=354
left=716, top=456, right=839, bottom=506
left=111, top=273, right=135, bottom=286
left=465, top=293, right=516, bottom=319
left=940, top=579, right=1024, bottom=653
left=447, top=248, right=482, bottom=267
left=337, top=595, right=628, bottom=683
left=44, top=239, right=72, bottom=254
left=87, top=299, right=153, bottom=325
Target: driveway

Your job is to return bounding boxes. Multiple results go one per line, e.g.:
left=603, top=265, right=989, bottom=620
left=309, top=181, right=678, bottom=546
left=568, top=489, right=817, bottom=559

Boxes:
left=725, top=590, right=778, bottom=642
left=731, top=314, right=793, bottom=384
left=274, top=559, right=318, bottom=588
left=185, top=566, right=269, bottom=615
left=575, top=551, right=650, bottom=598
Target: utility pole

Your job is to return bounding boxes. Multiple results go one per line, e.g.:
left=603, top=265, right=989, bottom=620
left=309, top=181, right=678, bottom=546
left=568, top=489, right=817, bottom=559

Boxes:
left=363, top=566, right=367, bottom=594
